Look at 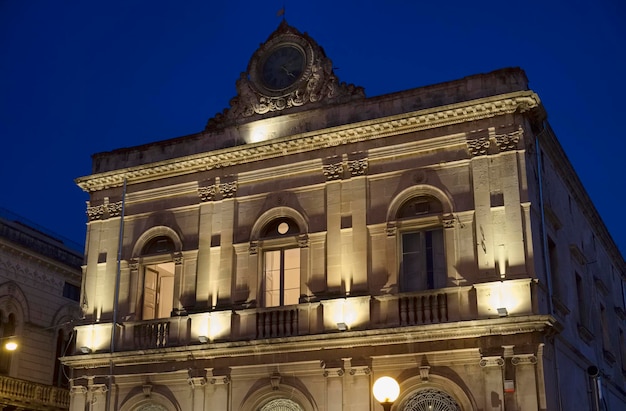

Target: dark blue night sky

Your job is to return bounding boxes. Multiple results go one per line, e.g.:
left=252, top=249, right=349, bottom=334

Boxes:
left=1, top=0, right=624, bottom=257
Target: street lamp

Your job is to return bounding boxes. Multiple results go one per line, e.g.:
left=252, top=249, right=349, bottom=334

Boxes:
left=373, top=376, right=400, bottom=411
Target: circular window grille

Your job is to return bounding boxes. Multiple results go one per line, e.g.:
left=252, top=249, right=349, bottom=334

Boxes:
left=136, top=404, right=169, bottom=411
left=402, top=388, right=461, bottom=411
left=259, top=398, right=304, bottom=411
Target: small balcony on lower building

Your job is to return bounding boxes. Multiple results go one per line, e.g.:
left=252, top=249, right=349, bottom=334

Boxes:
left=0, top=375, right=70, bottom=410
left=73, top=278, right=536, bottom=354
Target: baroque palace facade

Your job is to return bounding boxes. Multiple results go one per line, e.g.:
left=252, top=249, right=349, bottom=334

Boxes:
left=64, top=22, right=626, bottom=411
left=0, top=208, right=83, bottom=410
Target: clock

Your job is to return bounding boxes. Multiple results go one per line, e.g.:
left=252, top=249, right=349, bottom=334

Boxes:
left=260, top=44, right=306, bottom=91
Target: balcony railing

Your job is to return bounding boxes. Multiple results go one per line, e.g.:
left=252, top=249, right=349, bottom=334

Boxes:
left=74, top=279, right=535, bottom=353
left=399, top=293, right=448, bottom=325
left=0, top=375, right=69, bottom=410
left=256, top=308, right=299, bottom=338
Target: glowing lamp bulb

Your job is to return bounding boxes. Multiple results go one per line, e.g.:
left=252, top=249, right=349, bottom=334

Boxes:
left=4, top=341, right=17, bottom=351
left=373, top=376, right=400, bottom=404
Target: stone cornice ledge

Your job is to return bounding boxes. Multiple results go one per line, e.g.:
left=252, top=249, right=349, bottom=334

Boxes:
left=76, top=91, right=541, bottom=193
left=61, top=315, right=556, bottom=369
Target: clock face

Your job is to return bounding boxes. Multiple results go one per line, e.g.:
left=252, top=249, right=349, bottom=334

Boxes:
left=260, top=45, right=306, bottom=91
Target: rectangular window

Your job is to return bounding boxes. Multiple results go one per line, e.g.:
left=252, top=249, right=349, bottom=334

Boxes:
left=400, top=229, right=445, bottom=292
left=576, top=273, right=589, bottom=328
left=600, top=303, right=611, bottom=352
left=264, top=248, right=300, bottom=307
left=63, top=282, right=80, bottom=302
left=547, top=237, right=559, bottom=296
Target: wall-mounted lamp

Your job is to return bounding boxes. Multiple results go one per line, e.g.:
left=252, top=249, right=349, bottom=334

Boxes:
left=80, top=346, right=92, bottom=354
left=337, top=322, right=348, bottom=331
left=198, top=335, right=209, bottom=343
left=373, top=376, right=400, bottom=411
left=4, top=339, right=17, bottom=351
left=497, top=307, right=508, bottom=317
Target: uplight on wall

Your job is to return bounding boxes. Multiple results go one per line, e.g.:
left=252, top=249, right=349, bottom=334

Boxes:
left=4, top=339, right=17, bottom=351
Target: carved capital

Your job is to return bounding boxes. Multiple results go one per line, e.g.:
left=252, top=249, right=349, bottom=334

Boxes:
left=249, top=241, right=258, bottom=255
left=298, top=234, right=309, bottom=248
left=70, top=386, right=88, bottom=396
left=479, top=356, right=504, bottom=368
left=467, top=137, right=490, bottom=157
left=323, top=163, right=343, bottom=180
left=106, top=201, right=123, bottom=218
left=347, top=158, right=368, bottom=177
left=442, top=216, right=455, bottom=229
left=219, top=181, right=237, bottom=199
left=198, top=185, right=218, bottom=202
left=188, top=377, right=207, bottom=389
left=86, top=203, right=105, bottom=221
left=349, top=366, right=370, bottom=376
left=323, top=368, right=344, bottom=377
left=511, top=355, right=537, bottom=366
left=209, top=376, right=230, bottom=385
left=494, top=128, right=523, bottom=152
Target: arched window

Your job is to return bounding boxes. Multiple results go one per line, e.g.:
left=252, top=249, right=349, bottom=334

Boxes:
left=0, top=313, right=16, bottom=374
left=260, top=217, right=302, bottom=307
left=401, top=388, right=461, bottom=411
left=141, top=236, right=176, bottom=320
left=259, top=398, right=304, bottom=411
left=397, top=196, right=446, bottom=292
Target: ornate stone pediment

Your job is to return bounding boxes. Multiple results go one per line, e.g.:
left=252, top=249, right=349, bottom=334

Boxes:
left=206, top=21, right=364, bottom=131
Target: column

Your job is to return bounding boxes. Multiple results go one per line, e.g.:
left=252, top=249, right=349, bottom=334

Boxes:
left=69, top=386, right=87, bottom=411
left=480, top=356, right=504, bottom=411
left=346, top=363, right=370, bottom=411
left=347, top=158, right=368, bottom=294
left=324, top=366, right=344, bottom=411
left=89, top=384, right=107, bottom=411
left=189, top=376, right=207, bottom=411
left=207, top=369, right=230, bottom=411
left=512, top=354, right=539, bottom=411
left=325, top=161, right=343, bottom=293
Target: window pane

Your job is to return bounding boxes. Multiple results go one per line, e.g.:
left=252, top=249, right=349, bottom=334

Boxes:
left=401, top=229, right=445, bottom=292
left=284, top=248, right=300, bottom=305
left=264, top=250, right=282, bottom=307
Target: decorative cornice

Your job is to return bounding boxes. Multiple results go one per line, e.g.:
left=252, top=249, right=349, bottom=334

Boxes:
left=76, top=91, right=541, bottom=193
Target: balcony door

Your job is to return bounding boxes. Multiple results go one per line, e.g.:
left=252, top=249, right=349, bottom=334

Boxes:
left=142, top=262, right=175, bottom=320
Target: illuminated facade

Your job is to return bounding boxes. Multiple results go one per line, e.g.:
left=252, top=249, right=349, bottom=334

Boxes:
left=65, top=22, right=626, bottom=411
left=0, top=208, right=83, bottom=410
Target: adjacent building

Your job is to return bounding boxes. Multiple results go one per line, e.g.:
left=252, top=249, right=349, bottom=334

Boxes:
left=0, top=208, right=83, bottom=410
left=64, top=22, right=626, bottom=411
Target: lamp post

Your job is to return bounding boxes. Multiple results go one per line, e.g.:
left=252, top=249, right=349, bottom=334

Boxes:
left=373, top=376, right=400, bottom=411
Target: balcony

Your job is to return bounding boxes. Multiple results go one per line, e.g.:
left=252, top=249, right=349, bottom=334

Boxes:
left=73, top=279, right=535, bottom=353
left=0, top=375, right=69, bottom=410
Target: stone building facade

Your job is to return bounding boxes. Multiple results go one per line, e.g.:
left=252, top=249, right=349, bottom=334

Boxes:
left=64, top=22, right=626, bottom=411
left=0, top=208, right=83, bottom=410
